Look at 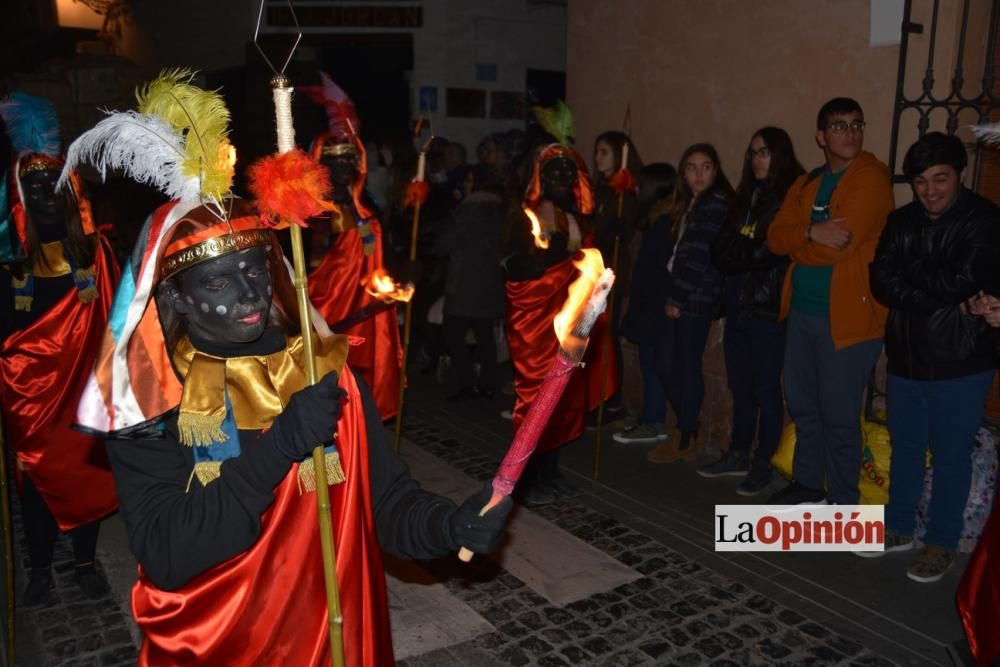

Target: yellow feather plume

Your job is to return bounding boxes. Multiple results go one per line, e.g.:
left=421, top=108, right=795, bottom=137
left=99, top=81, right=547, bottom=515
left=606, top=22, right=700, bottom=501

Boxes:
left=136, top=69, right=235, bottom=202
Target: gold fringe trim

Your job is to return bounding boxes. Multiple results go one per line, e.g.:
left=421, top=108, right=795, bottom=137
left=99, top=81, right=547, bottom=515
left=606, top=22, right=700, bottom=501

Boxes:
left=14, top=295, right=32, bottom=312
left=297, top=451, right=346, bottom=494
left=74, top=266, right=96, bottom=282
left=177, top=412, right=229, bottom=447
left=11, top=275, right=27, bottom=289
left=77, top=285, right=99, bottom=304
left=185, top=461, right=224, bottom=492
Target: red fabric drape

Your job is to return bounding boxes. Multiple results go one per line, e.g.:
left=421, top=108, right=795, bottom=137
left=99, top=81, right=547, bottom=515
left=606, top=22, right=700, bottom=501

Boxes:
left=134, top=367, right=393, bottom=667
left=505, top=257, right=619, bottom=452
left=308, top=216, right=401, bottom=420
left=0, top=236, right=119, bottom=530
left=958, top=485, right=1000, bottom=667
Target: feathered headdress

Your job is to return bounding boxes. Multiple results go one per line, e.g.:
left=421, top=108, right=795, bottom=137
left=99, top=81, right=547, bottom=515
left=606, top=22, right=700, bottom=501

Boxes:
left=524, top=101, right=593, bottom=214
left=0, top=92, right=96, bottom=263
left=0, top=92, right=61, bottom=160
left=298, top=72, right=360, bottom=142
left=533, top=100, right=575, bottom=148
left=972, top=122, right=1000, bottom=146
left=58, top=69, right=235, bottom=207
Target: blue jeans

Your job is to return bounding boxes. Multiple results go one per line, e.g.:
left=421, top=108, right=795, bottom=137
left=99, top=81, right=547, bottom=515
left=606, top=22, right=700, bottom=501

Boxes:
left=724, top=316, right=786, bottom=467
left=885, top=370, right=994, bottom=549
left=784, top=311, right=882, bottom=504
left=654, top=314, right=713, bottom=434
left=638, top=340, right=667, bottom=424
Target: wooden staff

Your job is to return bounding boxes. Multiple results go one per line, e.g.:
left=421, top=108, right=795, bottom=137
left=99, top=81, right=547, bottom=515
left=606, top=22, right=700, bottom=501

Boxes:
left=393, top=141, right=429, bottom=453
left=254, top=5, right=344, bottom=664
left=0, top=422, right=14, bottom=667
left=593, top=108, right=632, bottom=483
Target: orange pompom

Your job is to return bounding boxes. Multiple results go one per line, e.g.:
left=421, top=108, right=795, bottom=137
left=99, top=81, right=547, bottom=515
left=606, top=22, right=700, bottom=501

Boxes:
left=247, top=150, right=335, bottom=228
left=403, top=180, right=429, bottom=209
left=608, top=168, right=637, bottom=196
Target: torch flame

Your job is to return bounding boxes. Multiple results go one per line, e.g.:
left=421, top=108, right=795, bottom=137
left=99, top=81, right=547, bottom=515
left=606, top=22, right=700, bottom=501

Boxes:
left=524, top=207, right=550, bottom=249
left=553, top=249, right=606, bottom=347
left=363, top=269, right=414, bottom=303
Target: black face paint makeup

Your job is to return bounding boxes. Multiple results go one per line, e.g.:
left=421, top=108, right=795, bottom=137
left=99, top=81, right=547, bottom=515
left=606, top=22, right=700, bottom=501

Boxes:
left=21, top=169, right=68, bottom=233
left=320, top=154, right=359, bottom=204
left=541, top=157, right=578, bottom=209
left=173, top=246, right=273, bottom=344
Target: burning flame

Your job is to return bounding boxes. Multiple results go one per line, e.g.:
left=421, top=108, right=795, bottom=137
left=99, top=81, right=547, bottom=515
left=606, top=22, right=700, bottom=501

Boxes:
left=554, top=248, right=606, bottom=346
left=363, top=269, right=414, bottom=303
left=524, top=207, right=550, bottom=249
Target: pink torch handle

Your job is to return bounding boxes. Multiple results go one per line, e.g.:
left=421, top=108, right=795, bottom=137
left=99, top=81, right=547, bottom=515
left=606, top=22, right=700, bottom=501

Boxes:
left=492, top=352, right=578, bottom=495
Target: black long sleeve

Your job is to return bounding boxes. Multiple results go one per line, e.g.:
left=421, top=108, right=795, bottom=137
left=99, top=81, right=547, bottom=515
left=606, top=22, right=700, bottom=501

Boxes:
left=106, top=369, right=460, bottom=591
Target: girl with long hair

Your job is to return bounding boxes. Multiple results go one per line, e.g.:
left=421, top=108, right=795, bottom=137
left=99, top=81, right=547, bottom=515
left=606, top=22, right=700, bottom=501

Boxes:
left=646, top=143, right=734, bottom=463
left=697, top=127, right=804, bottom=494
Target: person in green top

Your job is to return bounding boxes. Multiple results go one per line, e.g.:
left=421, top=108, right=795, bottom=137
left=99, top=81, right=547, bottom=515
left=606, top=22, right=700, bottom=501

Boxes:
left=765, top=97, right=894, bottom=506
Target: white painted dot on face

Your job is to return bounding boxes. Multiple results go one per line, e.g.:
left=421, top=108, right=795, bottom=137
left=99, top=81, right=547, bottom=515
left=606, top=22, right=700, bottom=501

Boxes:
left=215, top=305, right=227, bottom=315
left=200, top=302, right=210, bottom=313
left=185, top=296, right=194, bottom=304
left=238, top=261, right=246, bottom=269
left=265, top=245, right=273, bottom=252
left=266, top=285, right=272, bottom=295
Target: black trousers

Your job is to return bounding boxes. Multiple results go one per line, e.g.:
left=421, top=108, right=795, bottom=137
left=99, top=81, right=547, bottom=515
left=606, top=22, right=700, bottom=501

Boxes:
left=443, top=315, right=498, bottom=392
left=21, top=474, right=100, bottom=571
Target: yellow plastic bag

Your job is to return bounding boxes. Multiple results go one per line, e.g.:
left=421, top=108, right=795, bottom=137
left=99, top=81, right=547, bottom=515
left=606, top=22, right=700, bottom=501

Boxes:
left=859, top=419, right=891, bottom=505
left=769, top=417, right=896, bottom=504
left=771, top=423, right=797, bottom=481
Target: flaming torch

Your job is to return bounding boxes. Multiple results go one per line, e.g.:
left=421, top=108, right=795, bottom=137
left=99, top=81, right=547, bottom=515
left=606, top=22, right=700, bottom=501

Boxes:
left=328, top=269, right=413, bottom=333
left=459, top=249, right=614, bottom=562
left=524, top=207, right=550, bottom=249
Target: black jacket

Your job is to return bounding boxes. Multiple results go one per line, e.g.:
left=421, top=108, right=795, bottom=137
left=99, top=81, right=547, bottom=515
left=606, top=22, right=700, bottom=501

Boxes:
left=870, top=188, right=1000, bottom=380
left=712, top=193, right=788, bottom=321
left=666, top=191, right=729, bottom=317
left=621, top=213, right=673, bottom=345
left=434, top=192, right=506, bottom=319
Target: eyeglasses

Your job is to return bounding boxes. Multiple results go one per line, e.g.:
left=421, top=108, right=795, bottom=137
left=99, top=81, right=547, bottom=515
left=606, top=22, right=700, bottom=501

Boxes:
left=747, top=147, right=770, bottom=160
left=825, top=120, right=867, bottom=134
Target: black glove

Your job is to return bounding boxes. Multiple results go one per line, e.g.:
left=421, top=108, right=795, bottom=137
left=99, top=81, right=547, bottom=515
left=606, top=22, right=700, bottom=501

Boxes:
left=448, top=485, right=513, bottom=554
left=268, top=371, right=347, bottom=461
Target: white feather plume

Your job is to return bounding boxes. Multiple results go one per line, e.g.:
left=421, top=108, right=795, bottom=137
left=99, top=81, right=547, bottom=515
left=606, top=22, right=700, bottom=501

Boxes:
left=57, top=111, right=201, bottom=202
left=971, top=122, right=1000, bottom=146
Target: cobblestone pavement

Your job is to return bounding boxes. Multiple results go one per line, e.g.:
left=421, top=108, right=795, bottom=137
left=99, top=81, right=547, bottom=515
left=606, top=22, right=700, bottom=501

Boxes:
left=12, top=415, right=905, bottom=666
left=396, top=416, right=900, bottom=667
left=12, top=503, right=137, bottom=667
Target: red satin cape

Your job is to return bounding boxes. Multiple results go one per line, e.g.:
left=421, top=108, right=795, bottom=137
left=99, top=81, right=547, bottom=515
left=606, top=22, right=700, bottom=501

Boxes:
left=505, top=258, right=619, bottom=452
left=0, top=237, right=119, bottom=530
left=957, top=486, right=1000, bottom=667
left=308, top=218, right=401, bottom=420
left=133, top=368, right=393, bottom=667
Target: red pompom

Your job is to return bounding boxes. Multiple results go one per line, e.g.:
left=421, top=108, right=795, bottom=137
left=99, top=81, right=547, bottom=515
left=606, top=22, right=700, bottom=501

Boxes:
left=247, top=150, right=335, bottom=228
left=608, top=168, right=637, bottom=196
left=404, top=180, right=429, bottom=209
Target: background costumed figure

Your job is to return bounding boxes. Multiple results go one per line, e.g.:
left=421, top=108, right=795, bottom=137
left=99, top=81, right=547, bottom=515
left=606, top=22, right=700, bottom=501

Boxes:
left=503, top=101, right=620, bottom=507
left=299, top=73, right=402, bottom=420
left=0, top=92, right=119, bottom=607
left=64, top=69, right=511, bottom=666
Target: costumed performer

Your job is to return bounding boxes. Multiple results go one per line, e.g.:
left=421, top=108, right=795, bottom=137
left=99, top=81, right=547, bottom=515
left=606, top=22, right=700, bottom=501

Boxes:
left=503, top=101, right=620, bottom=507
left=0, top=92, right=118, bottom=606
left=298, top=72, right=402, bottom=420
left=64, top=70, right=511, bottom=666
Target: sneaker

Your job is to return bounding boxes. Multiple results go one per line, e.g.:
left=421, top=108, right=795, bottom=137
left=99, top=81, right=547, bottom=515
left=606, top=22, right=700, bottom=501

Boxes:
left=736, top=464, right=774, bottom=497
left=907, top=544, right=957, bottom=583
left=766, top=481, right=826, bottom=505
left=613, top=423, right=668, bottom=445
left=696, top=450, right=750, bottom=478
left=75, top=565, right=111, bottom=599
left=23, top=569, right=53, bottom=607
left=853, top=530, right=914, bottom=558
left=500, top=409, right=514, bottom=420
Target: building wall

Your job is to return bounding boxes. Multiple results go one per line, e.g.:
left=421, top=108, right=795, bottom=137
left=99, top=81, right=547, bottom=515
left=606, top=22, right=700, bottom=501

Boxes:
left=566, top=0, right=993, bottom=448
left=115, top=0, right=566, bottom=154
